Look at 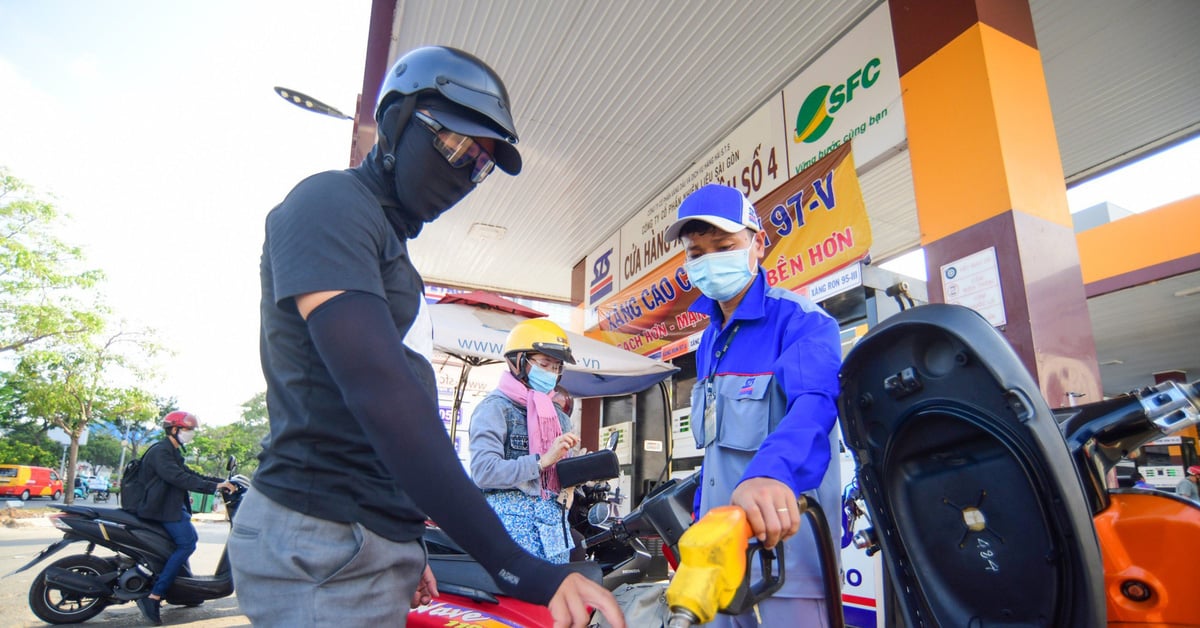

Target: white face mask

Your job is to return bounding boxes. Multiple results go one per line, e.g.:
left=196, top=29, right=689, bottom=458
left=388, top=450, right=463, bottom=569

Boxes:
left=177, top=429, right=196, bottom=445
left=684, top=245, right=756, bottom=302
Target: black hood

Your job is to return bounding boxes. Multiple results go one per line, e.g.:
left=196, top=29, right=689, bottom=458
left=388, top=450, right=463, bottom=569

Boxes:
left=351, top=145, right=424, bottom=240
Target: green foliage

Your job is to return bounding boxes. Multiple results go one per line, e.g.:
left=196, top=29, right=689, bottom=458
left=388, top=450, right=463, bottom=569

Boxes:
left=0, top=168, right=167, bottom=503
left=78, top=431, right=123, bottom=470
left=241, top=391, right=267, bottom=424
left=0, top=373, right=59, bottom=466
left=10, top=328, right=161, bottom=502
left=0, top=168, right=105, bottom=354
left=105, top=395, right=172, bottom=462
left=0, top=437, right=58, bottom=467
left=187, top=391, right=269, bottom=477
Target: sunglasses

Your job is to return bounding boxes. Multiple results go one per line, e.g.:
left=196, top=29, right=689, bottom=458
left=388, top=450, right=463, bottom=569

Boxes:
left=412, top=111, right=496, bottom=184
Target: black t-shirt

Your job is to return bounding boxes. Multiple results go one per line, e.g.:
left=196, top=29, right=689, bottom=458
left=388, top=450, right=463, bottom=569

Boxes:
left=256, top=168, right=436, bottom=542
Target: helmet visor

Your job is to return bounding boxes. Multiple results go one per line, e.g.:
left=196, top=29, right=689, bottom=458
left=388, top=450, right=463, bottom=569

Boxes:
left=531, top=341, right=576, bottom=365
left=423, top=100, right=522, bottom=175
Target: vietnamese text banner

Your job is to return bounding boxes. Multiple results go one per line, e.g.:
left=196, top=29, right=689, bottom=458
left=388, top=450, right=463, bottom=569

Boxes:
left=586, top=143, right=871, bottom=356
left=584, top=3, right=902, bottom=318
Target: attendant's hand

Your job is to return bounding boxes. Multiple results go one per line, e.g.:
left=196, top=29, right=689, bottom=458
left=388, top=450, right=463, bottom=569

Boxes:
left=216, top=481, right=237, bottom=494
left=730, top=477, right=802, bottom=549
left=548, top=572, right=624, bottom=627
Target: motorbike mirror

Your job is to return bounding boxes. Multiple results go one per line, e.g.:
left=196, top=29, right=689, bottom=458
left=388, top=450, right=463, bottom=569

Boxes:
left=588, top=502, right=613, bottom=528
left=606, top=431, right=620, bottom=451
left=226, top=456, right=237, bottom=473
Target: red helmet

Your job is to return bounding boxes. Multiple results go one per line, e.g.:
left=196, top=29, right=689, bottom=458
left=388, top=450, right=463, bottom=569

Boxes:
left=163, top=411, right=199, bottom=430
left=1188, top=465, right=1200, bottom=476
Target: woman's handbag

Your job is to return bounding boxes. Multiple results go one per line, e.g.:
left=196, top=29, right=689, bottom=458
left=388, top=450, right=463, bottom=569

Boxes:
left=555, top=449, right=619, bottom=488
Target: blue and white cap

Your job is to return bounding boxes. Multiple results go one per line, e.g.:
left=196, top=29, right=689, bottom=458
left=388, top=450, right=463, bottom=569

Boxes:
left=664, top=184, right=762, bottom=241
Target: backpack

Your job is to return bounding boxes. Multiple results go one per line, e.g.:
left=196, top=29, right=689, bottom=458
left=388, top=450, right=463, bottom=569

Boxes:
left=119, top=443, right=156, bottom=512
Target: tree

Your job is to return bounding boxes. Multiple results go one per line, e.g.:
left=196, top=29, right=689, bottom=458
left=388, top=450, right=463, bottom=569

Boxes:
left=189, top=392, right=269, bottom=477
left=78, top=431, right=123, bottom=471
left=0, top=371, right=59, bottom=466
left=105, top=393, right=168, bottom=481
left=0, top=438, right=58, bottom=468
left=241, top=391, right=267, bottom=424
left=12, top=329, right=160, bottom=503
left=0, top=168, right=104, bottom=354
left=230, top=391, right=270, bottom=476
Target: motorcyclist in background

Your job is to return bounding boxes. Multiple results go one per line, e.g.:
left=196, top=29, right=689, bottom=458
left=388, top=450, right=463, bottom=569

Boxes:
left=132, top=411, right=235, bottom=625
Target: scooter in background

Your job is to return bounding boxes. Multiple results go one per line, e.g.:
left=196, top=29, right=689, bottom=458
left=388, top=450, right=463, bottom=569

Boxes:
left=6, top=458, right=248, bottom=625
left=838, top=303, right=1200, bottom=626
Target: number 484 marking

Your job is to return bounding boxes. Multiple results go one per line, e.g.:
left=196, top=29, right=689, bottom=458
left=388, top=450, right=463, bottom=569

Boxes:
left=976, top=538, right=1000, bottom=572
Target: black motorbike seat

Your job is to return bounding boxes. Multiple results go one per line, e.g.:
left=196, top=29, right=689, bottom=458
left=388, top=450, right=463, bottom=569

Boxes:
left=58, top=505, right=172, bottom=540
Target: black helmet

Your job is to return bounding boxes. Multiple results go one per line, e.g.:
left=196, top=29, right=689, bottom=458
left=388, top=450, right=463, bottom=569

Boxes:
left=375, top=46, right=521, bottom=175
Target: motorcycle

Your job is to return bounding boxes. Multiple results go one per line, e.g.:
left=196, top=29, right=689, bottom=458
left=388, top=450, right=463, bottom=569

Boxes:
left=837, top=303, right=1200, bottom=626
left=563, top=432, right=676, bottom=591
left=5, top=457, right=249, bottom=625
left=409, top=468, right=699, bottom=627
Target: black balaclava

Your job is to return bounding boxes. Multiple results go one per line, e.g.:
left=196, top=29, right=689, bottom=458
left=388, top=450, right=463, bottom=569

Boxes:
left=390, top=115, right=477, bottom=222
left=357, top=96, right=477, bottom=240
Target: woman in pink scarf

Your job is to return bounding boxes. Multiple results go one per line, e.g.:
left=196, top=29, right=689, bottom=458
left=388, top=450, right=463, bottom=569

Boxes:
left=468, top=319, right=580, bottom=563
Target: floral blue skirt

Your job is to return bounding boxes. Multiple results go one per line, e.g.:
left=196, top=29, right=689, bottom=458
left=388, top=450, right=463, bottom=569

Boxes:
left=484, top=490, right=572, bottom=564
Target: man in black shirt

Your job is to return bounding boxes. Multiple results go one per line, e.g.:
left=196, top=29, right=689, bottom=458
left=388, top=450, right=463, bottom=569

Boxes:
left=228, top=46, right=623, bottom=627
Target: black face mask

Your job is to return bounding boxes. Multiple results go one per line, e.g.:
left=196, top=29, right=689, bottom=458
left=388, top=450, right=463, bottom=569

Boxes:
left=389, top=118, right=477, bottom=226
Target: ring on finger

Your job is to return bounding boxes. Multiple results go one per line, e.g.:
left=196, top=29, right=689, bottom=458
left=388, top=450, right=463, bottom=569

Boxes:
left=776, top=507, right=790, bottom=513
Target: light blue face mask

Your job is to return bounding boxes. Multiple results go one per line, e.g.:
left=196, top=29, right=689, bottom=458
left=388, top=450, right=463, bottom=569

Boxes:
left=684, top=246, right=756, bottom=302
left=527, top=364, right=559, bottom=394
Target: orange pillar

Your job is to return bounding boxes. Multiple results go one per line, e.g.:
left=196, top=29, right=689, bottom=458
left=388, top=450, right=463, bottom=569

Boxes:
left=890, top=0, right=1101, bottom=407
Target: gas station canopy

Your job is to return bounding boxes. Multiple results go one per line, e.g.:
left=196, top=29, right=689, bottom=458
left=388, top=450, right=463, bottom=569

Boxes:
left=355, top=0, right=1200, bottom=397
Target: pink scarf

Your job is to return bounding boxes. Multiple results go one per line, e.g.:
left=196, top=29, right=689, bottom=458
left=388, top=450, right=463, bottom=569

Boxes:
left=497, top=370, right=563, bottom=496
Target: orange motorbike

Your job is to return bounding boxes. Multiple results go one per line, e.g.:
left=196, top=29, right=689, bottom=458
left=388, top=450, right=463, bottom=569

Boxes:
left=1057, top=376, right=1200, bottom=626
left=838, top=303, right=1200, bottom=627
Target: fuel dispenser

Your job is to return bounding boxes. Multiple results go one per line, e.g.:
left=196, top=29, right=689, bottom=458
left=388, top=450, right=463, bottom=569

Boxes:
left=596, top=383, right=673, bottom=507
left=585, top=381, right=674, bottom=580
left=1132, top=435, right=1199, bottom=490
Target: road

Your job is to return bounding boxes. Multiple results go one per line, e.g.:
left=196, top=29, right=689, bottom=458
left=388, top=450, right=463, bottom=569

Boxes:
left=0, top=514, right=249, bottom=628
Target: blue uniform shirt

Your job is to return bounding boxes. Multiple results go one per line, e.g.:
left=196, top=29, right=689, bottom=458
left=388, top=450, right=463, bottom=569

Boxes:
left=688, top=270, right=843, bottom=599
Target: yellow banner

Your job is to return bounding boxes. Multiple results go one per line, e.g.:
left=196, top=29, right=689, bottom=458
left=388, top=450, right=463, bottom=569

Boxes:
left=586, top=143, right=871, bottom=357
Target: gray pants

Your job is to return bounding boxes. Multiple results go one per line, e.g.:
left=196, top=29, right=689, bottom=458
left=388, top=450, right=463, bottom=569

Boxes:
left=228, top=488, right=426, bottom=627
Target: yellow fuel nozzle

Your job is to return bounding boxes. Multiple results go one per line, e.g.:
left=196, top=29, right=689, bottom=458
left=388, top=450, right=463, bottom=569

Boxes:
left=665, top=505, right=752, bottom=625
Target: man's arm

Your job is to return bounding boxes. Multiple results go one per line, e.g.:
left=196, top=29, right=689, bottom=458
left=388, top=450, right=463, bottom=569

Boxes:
left=300, top=290, right=569, bottom=605
left=146, top=445, right=219, bottom=494
left=732, top=310, right=841, bottom=548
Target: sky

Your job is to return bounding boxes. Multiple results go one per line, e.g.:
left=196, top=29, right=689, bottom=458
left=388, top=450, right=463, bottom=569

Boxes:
left=1, top=3, right=1196, bottom=426
left=0, top=1, right=372, bottom=424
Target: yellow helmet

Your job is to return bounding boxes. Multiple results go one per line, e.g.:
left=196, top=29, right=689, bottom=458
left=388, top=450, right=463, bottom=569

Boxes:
left=503, top=318, right=576, bottom=364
